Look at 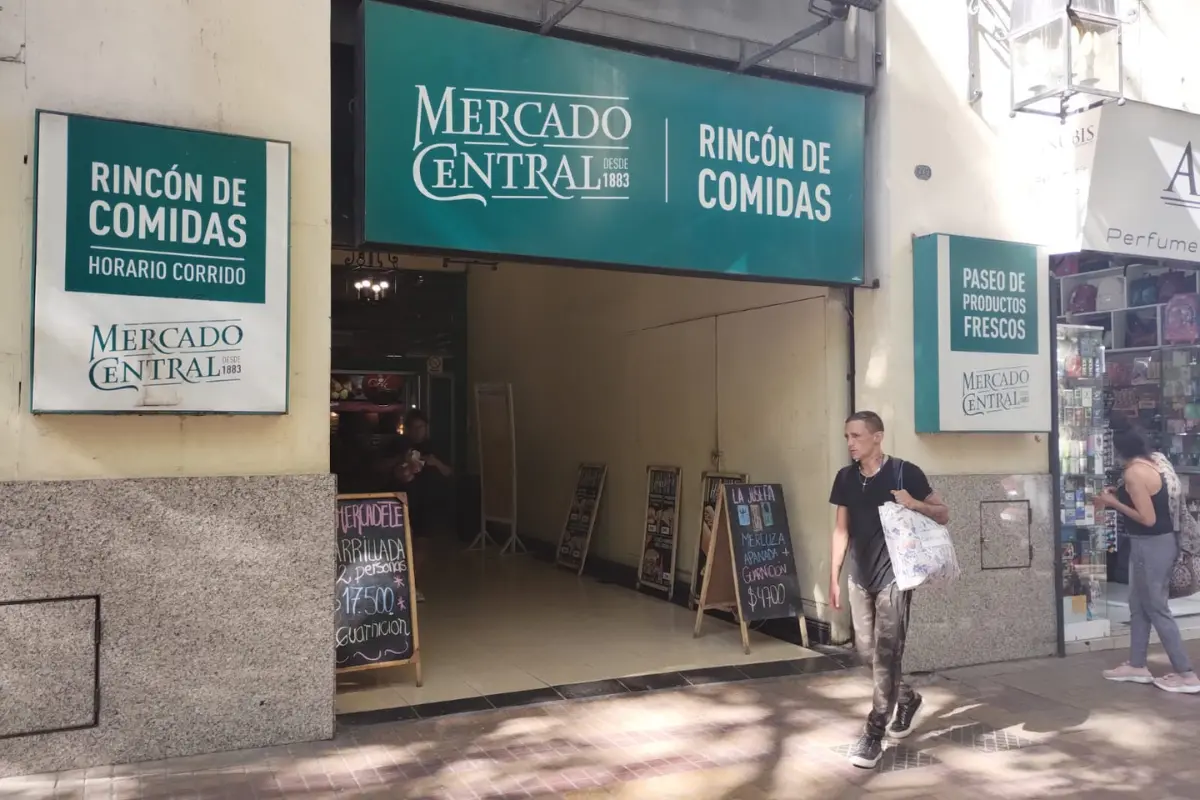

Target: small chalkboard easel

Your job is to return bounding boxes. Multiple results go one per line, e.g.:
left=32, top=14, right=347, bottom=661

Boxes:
left=335, top=492, right=423, bottom=686
left=693, top=483, right=809, bottom=653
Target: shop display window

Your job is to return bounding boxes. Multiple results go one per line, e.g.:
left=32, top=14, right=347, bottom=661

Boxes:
left=1056, top=325, right=1114, bottom=641
left=1057, top=257, right=1200, bottom=478
left=1055, top=256, right=1200, bottom=643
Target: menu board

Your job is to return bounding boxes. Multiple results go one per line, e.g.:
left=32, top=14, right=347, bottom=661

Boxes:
left=335, top=493, right=422, bottom=680
left=556, top=463, right=607, bottom=575
left=637, top=466, right=682, bottom=598
left=688, top=472, right=746, bottom=609
left=724, top=483, right=803, bottom=623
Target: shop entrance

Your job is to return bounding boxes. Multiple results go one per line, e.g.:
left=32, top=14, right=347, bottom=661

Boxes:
left=1052, top=253, right=1200, bottom=645
left=329, top=0, right=869, bottom=714
left=330, top=256, right=840, bottom=715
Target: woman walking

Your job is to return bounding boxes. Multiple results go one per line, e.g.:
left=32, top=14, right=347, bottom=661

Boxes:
left=1097, top=426, right=1200, bottom=694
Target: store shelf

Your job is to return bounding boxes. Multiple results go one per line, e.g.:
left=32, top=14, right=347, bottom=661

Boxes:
left=1059, top=301, right=1171, bottom=322
left=330, top=401, right=410, bottom=413
left=1057, top=324, right=1115, bottom=625
left=1056, top=259, right=1200, bottom=602
left=1058, top=264, right=1127, bottom=288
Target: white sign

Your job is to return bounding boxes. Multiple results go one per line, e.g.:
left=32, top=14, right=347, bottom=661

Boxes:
left=913, top=234, right=1052, bottom=433
left=1049, top=101, right=1200, bottom=259
left=31, top=112, right=291, bottom=414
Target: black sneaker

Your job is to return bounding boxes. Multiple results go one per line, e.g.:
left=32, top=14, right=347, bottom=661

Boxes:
left=889, top=694, right=922, bottom=739
left=847, top=731, right=883, bottom=769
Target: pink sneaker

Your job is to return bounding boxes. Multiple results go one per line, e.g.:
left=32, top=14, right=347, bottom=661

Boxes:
left=1153, top=673, right=1200, bottom=694
left=1102, top=663, right=1154, bottom=684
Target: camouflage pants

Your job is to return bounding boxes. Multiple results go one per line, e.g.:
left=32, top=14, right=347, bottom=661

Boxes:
left=848, top=580, right=915, bottom=735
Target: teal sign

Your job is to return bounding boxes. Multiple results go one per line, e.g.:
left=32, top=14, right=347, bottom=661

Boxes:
left=361, top=3, right=865, bottom=284
left=32, top=111, right=292, bottom=414
left=948, top=237, right=1039, bottom=355
left=912, top=234, right=1051, bottom=434
left=60, top=115, right=268, bottom=304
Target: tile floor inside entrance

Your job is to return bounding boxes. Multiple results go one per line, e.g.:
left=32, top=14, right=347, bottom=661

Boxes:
left=335, top=545, right=817, bottom=715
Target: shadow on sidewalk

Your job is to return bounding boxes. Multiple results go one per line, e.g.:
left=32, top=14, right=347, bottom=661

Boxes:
left=10, top=644, right=1200, bottom=798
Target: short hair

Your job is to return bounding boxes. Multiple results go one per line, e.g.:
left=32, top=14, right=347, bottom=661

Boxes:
left=845, top=410, right=885, bottom=433
left=404, top=408, right=429, bottom=428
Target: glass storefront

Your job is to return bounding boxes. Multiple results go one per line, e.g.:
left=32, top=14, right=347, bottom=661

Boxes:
left=1054, top=254, right=1200, bottom=643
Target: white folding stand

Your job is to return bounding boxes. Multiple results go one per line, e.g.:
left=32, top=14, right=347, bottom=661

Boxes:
left=470, top=382, right=525, bottom=554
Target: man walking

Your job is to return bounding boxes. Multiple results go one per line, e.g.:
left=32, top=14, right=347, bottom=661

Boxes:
left=829, top=411, right=950, bottom=768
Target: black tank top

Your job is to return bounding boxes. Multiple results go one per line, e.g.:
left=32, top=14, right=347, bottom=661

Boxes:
left=1117, top=481, right=1174, bottom=536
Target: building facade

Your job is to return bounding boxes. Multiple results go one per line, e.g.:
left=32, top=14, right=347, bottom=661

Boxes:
left=0, top=0, right=335, bottom=777
left=1, top=0, right=1197, bottom=777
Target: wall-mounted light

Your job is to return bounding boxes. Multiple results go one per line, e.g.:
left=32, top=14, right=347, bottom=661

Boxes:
left=1010, top=0, right=1123, bottom=120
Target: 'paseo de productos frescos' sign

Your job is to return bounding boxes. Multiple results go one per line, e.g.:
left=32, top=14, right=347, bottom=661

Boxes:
left=31, top=112, right=291, bottom=413
left=360, top=2, right=865, bottom=284
left=912, top=234, right=1051, bottom=433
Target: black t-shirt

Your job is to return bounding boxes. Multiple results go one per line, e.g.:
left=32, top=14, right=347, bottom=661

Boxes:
left=829, top=459, right=933, bottom=592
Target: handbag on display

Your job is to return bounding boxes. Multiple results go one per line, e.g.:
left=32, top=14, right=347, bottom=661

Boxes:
left=1130, top=275, right=1160, bottom=307
left=1125, top=313, right=1158, bottom=348
left=877, top=460, right=961, bottom=591
left=1123, top=311, right=1161, bottom=347
left=1068, top=283, right=1098, bottom=314
left=1158, top=270, right=1191, bottom=303
left=1095, top=276, right=1125, bottom=311
left=1053, top=254, right=1080, bottom=277
left=1163, top=293, right=1199, bottom=345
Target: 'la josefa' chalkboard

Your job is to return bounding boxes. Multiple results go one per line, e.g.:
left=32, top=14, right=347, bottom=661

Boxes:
left=693, top=483, right=809, bottom=653
left=335, top=493, right=423, bottom=682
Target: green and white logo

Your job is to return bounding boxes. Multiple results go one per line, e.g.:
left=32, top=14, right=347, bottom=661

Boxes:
left=63, top=115, right=268, bottom=304
left=362, top=2, right=866, bottom=284
left=913, top=234, right=1051, bottom=433
left=32, top=112, right=291, bottom=414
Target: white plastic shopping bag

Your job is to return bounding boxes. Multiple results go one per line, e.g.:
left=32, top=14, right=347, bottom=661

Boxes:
left=878, top=501, right=960, bottom=591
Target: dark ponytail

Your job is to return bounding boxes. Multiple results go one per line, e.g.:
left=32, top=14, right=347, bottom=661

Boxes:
left=1112, top=427, right=1152, bottom=461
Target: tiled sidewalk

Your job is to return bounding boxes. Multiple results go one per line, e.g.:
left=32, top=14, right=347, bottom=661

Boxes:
left=5, top=642, right=1200, bottom=799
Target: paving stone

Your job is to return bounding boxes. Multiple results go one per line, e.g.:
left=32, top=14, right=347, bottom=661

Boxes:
left=15, top=639, right=1200, bottom=798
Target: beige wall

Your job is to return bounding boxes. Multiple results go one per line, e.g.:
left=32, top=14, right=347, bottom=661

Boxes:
left=859, top=0, right=1050, bottom=476
left=0, top=0, right=330, bottom=481
left=468, top=263, right=849, bottom=620
left=865, top=1, right=1200, bottom=477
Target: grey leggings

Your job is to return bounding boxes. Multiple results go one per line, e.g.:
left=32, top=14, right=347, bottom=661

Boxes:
left=1129, top=534, right=1193, bottom=673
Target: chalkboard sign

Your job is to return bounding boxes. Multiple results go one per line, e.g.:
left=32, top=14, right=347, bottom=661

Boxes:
left=556, top=463, right=607, bottom=575
left=693, top=483, right=809, bottom=652
left=724, top=483, right=803, bottom=623
left=637, top=466, right=682, bottom=598
left=688, top=472, right=746, bottom=609
left=335, top=493, right=422, bottom=682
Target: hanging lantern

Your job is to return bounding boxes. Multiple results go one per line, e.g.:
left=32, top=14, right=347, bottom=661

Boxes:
left=1010, top=0, right=1123, bottom=119
left=351, top=274, right=392, bottom=302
